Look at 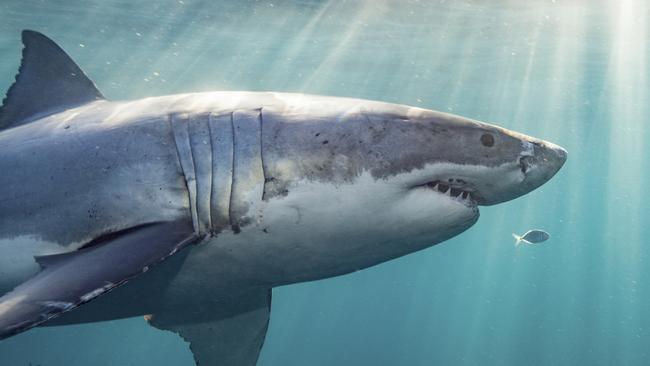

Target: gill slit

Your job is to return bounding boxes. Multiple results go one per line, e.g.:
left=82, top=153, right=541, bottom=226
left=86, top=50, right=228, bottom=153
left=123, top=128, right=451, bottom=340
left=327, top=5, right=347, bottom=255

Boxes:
left=207, top=112, right=234, bottom=234
left=206, top=116, right=217, bottom=233
left=170, top=114, right=199, bottom=234
left=188, top=114, right=213, bottom=234
left=226, top=112, right=237, bottom=232
left=187, top=117, right=201, bottom=231
left=259, top=108, right=268, bottom=202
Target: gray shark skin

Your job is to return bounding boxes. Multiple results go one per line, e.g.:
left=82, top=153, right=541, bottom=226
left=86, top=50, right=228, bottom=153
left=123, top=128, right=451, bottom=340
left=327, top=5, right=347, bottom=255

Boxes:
left=0, top=31, right=567, bottom=365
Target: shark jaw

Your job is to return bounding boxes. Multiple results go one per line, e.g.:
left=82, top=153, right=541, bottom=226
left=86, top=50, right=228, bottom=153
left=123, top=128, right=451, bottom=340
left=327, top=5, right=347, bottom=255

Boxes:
left=208, top=165, right=485, bottom=287
left=238, top=154, right=565, bottom=286
left=415, top=180, right=479, bottom=209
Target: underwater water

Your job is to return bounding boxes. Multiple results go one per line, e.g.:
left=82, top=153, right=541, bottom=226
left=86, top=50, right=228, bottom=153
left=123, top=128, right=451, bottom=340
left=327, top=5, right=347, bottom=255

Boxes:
left=0, top=0, right=647, bottom=365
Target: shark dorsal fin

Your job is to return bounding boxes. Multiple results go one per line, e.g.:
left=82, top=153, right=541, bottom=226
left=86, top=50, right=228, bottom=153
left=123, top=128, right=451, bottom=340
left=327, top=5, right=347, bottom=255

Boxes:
left=0, top=30, right=105, bottom=130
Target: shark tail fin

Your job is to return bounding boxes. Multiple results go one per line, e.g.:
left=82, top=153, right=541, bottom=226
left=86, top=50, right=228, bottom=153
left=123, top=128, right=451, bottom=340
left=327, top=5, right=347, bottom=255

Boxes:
left=0, top=30, right=105, bottom=131
left=513, top=233, right=523, bottom=247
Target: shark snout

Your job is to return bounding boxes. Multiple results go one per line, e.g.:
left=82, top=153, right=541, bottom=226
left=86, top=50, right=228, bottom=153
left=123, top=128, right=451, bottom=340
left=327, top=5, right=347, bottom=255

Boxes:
left=519, top=139, right=567, bottom=194
left=470, top=130, right=567, bottom=206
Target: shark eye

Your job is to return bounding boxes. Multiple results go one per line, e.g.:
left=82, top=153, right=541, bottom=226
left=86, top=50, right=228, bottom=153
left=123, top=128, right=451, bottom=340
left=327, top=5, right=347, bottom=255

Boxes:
left=480, top=133, right=495, bottom=147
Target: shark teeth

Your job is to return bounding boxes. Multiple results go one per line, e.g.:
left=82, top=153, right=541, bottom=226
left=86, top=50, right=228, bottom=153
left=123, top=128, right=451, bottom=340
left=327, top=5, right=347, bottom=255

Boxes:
left=425, top=181, right=476, bottom=207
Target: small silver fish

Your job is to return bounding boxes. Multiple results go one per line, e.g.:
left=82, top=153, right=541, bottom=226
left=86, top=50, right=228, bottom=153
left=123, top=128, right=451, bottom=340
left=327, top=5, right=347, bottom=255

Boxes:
left=512, top=229, right=549, bottom=246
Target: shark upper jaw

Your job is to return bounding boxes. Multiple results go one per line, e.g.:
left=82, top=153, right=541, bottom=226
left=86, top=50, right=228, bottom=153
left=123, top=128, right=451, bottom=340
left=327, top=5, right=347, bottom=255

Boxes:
left=416, top=180, right=478, bottom=208
left=404, top=163, right=505, bottom=214
left=407, top=139, right=568, bottom=212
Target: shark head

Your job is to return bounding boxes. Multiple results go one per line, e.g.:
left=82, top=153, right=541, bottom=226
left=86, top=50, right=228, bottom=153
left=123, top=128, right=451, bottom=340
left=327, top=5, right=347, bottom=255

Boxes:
left=256, top=99, right=567, bottom=281
left=385, top=111, right=569, bottom=207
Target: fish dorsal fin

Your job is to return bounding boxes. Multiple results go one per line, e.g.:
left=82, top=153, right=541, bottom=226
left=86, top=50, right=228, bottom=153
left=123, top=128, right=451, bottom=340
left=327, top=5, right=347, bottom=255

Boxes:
left=0, top=30, right=105, bottom=130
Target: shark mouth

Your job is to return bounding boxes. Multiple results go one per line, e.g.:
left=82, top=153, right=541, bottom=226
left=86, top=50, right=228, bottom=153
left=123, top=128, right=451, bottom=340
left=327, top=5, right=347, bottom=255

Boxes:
left=423, top=180, right=478, bottom=208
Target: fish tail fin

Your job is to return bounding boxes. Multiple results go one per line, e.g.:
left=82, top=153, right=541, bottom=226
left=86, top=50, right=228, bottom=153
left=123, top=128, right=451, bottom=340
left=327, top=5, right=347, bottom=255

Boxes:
left=512, top=233, right=523, bottom=247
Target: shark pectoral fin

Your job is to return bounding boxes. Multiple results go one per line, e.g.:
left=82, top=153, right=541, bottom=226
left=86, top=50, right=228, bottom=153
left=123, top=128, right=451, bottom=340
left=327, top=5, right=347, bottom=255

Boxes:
left=0, top=220, right=198, bottom=340
left=147, top=289, right=272, bottom=366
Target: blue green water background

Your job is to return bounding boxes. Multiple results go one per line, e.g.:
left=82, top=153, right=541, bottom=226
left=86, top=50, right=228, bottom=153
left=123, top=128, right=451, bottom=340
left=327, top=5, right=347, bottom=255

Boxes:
left=0, top=0, right=647, bottom=365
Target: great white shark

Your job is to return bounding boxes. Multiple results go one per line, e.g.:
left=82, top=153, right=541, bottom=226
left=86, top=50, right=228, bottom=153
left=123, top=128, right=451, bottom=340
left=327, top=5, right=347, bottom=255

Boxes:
left=0, top=31, right=567, bottom=365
